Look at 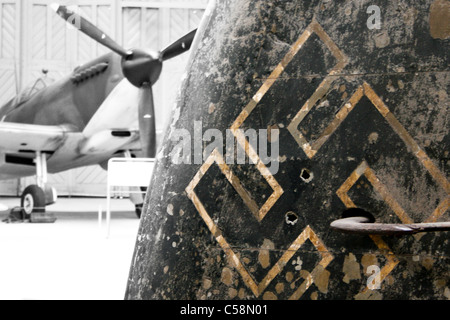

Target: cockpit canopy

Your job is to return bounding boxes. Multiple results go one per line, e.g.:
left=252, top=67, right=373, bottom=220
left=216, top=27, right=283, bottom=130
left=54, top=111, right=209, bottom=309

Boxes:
left=15, top=76, right=55, bottom=105
left=0, top=75, right=55, bottom=117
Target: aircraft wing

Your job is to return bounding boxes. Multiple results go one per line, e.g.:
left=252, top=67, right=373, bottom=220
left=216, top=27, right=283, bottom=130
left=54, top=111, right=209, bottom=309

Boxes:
left=0, top=122, right=74, bottom=152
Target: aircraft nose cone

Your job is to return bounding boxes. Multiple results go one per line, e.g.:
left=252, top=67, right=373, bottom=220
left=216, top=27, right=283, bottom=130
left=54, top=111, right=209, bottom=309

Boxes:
left=121, top=49, right=163, bottom=88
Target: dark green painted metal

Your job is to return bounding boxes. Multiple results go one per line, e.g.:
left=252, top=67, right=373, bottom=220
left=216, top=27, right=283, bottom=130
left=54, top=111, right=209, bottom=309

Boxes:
left=126, top=0, right=449, bottom=300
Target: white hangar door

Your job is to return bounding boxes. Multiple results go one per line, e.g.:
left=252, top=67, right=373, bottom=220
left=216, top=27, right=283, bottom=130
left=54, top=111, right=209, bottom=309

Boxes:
left=0, top=1, right=18, bottom=104
left=120, top=1, right=206, bottom=146
left=0, top=0, right=20, bottom=196
left=0, top=0, right=207, bottom=197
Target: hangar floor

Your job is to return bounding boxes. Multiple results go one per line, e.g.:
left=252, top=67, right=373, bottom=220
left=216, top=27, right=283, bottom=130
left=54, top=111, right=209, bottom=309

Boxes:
left=0, top=197, right=140, bottom=300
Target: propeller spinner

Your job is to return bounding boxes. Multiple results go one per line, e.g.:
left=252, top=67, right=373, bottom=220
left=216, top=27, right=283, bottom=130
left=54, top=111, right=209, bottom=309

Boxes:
left=51, top=4, right=197, bottom=158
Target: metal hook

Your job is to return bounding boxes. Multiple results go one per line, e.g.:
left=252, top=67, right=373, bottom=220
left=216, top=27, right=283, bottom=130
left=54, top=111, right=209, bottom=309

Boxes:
left=330, top=216, right=450, bottom=235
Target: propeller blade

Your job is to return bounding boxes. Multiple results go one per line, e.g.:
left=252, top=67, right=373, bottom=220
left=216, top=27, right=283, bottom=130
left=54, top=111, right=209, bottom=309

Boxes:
left=14, top=59, right=19, bottom=95
left=138, top=85, right=157, bottom=158
left=161, top=29, right=197, bottom=61
left=51, top=4, right=132, bottom=58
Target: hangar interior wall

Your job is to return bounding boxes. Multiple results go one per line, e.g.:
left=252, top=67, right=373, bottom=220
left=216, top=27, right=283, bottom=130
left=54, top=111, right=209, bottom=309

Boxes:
left=0, top=0, right=207, bottom=196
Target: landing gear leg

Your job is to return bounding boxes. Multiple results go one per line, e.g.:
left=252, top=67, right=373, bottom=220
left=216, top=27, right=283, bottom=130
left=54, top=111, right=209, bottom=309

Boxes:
left=135, top=203, right=143, bottom=219
left=21, top=151, right=57, bottom=223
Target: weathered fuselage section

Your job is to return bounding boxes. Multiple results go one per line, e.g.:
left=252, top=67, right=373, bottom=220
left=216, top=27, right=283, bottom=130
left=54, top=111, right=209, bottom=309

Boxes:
left=126, top=0, right=449, bottom=300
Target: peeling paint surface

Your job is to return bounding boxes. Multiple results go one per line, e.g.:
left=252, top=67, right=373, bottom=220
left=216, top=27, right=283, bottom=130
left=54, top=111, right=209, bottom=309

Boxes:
left=430, top=0, right=450, bottom=39
left=126, top=0, right=449, bottom=300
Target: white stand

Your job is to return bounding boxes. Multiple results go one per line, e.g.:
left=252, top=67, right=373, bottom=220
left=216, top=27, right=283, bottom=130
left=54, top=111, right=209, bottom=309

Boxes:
left=105, top=158, right=155, bottom=238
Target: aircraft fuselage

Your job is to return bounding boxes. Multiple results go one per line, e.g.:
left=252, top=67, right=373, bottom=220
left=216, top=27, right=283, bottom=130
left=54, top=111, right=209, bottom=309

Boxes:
left=0, top=52, right=143, bottom=180
left=1, top=53, right=123, bottom=129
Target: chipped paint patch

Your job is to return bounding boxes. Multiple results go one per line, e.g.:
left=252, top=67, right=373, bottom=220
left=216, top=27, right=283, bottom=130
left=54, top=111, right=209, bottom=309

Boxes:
left=167, top=204, right=174, bottom=216
left=258, top=239, right=275, bottom=269
left=202, top=277, right=212, bottom=290
left=221, top=267, right=234, bottom=286
left=373, top=30, right=391, bottom=48
left=342, top=253, right=361, bottom=284
left=262, top=291, right=277, bottom=300
left=368, top=132, right=379, bottom=144
left=313, top=265, right=330, bottom=294
left=429, top=0, right=450, bottom=39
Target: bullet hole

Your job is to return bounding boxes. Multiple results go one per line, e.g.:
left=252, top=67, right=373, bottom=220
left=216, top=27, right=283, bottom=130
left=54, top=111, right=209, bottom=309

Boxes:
left=285, top=211, right=298, bottom=226
left=300, top=168, right=313, bottom=183
left=301, top=170, right=310, bottom=180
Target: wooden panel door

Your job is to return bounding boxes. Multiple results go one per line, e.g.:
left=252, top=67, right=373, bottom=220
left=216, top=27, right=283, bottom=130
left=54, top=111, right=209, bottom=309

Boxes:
left=0, top=0, right=19, bottom=106
left=0, top=0, right=20, bottom=196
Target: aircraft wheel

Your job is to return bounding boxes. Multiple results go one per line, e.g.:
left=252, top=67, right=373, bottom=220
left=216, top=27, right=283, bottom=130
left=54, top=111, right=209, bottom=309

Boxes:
left=21, top=185, right=46, bottom=219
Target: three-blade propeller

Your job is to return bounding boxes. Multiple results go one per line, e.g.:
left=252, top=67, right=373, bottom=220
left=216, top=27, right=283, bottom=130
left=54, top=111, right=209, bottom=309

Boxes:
left=51, top=4, right=196, bottom=158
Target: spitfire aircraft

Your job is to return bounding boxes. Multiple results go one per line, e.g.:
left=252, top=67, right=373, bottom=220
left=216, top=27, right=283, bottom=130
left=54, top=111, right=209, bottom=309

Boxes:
left=0, top=4, right=196, bottom=220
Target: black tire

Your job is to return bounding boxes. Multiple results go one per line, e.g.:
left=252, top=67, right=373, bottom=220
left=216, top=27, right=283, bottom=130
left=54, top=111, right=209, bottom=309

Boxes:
left=21, top=185, right=46, bottom=219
